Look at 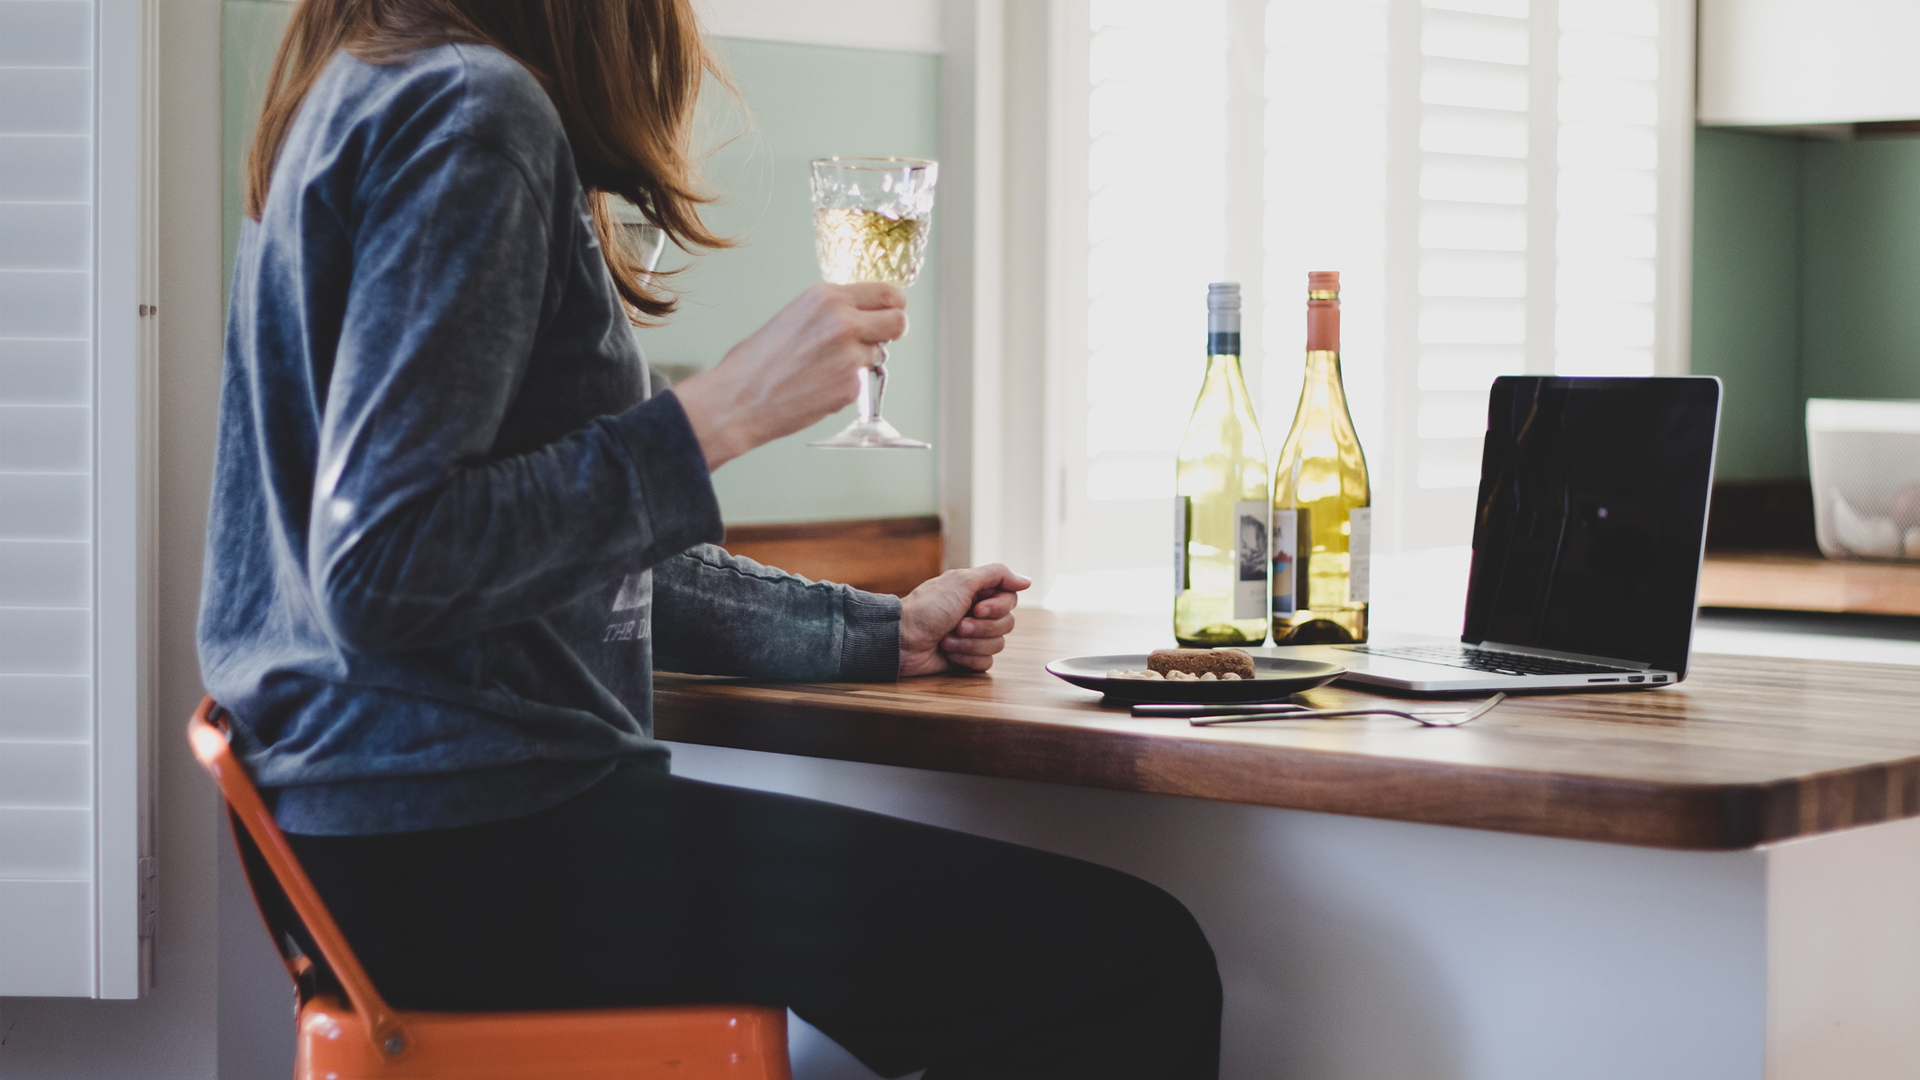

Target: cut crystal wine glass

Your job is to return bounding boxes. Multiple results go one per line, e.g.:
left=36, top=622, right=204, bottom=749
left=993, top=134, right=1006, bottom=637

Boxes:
left=808, top=156, right=938, bottom=450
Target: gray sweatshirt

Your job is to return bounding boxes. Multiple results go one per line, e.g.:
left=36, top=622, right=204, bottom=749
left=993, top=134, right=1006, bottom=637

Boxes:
left=198, top=43, right=900, bottom=836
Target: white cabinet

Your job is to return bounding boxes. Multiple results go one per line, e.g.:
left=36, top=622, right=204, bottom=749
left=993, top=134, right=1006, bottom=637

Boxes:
left=0, top=0, right=156, bottom=999
left=1699, top=0, right=1920, bottom=125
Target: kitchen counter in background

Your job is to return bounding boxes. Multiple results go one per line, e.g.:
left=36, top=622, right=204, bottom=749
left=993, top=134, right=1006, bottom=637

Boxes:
left=1701, top=549, right=1920, bottom=617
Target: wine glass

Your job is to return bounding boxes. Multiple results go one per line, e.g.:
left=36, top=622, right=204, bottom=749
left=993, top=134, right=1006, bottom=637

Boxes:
left=611, top=195, right=669, bottom=275
left=808, top=156, right=938, bottom=450
left=627, top=221, right=666, bottom=276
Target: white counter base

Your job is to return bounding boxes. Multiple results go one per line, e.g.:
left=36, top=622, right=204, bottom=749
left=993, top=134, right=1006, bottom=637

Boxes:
left=666, top=741, right=1920, bottom=1080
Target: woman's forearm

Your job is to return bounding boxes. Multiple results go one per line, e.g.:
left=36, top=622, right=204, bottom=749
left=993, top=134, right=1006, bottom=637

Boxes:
left=651, top=544, right=900, bottom=681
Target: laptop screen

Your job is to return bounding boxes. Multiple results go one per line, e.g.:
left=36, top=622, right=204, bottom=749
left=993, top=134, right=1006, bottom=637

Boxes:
left=1462, top=376, right=1720, bottom=675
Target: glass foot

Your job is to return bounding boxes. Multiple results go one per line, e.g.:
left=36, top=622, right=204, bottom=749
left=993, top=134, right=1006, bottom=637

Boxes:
left=809, top=417, right=931, bottom=449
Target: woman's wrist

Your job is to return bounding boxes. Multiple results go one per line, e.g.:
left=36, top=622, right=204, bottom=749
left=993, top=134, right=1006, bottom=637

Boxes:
left=669, top=372, right=756, bottom=472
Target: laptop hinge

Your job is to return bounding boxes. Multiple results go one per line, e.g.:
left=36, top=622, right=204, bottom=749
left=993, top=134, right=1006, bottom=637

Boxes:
left=1471, top=640, right=1655, bottom=670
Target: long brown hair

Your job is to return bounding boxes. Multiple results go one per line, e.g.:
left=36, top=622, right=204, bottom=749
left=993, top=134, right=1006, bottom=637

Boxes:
left=245, top=0, right=731, bottom=322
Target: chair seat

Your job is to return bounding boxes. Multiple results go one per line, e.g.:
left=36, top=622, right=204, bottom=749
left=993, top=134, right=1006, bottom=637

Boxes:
left=296, top=994, right=790, bottom=1079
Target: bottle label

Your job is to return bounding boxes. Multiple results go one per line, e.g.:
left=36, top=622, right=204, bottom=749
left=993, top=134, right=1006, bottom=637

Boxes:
left=1271, top=508, right=1301, bottom=617
left=1347, top=507, right=1371, bottom=605
left=1173, top=495, right=1190, bottom=595
left=1234, top=500, right=1267, bottom=620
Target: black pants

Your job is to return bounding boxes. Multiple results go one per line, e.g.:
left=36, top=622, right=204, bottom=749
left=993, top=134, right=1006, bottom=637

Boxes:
left=287, top=762, right=1222, bottom=1079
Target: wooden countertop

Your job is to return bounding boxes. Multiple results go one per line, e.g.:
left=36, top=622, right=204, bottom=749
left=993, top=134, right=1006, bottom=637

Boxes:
left=653, top=609, right=1920, bottom=852
left=1700, top=550, right=1920, bottom=617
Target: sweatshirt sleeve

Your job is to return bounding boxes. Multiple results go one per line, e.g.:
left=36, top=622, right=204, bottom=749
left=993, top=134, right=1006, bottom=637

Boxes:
left=651, top=545, right=901, bottom=682
left=308, top=133, right=722, bottom=654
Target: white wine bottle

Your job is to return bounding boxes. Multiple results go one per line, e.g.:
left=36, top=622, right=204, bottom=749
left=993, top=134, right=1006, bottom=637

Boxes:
left=1272, top=271, right=1371, bottom=644
left=1174, top=283, right=1270, bottom=647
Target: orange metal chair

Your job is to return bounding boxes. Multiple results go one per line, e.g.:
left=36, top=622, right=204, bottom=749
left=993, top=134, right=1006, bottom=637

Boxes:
left=189, top=696, right=791, bottom=1079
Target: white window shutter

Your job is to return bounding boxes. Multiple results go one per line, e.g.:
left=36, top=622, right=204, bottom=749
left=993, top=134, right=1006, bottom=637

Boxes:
left=1046, top=0, right=1690, bottom=615
left=0, top=0, right=157, bottom=999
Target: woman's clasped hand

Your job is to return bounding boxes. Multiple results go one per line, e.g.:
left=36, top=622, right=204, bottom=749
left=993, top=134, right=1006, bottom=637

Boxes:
left=898, top=565, right=1033, bottom=676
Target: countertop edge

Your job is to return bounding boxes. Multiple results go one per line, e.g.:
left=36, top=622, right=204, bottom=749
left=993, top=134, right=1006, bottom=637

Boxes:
left=652, top=680, right=1920, bottom=851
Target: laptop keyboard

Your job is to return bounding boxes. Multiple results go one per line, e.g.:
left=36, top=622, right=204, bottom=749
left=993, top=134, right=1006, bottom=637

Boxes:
left=1342, top=643, right=1637, bottom=678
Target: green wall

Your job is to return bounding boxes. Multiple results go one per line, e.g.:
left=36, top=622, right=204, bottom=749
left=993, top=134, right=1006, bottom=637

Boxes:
left=643, top=38, right=942, bottom=524
left=222, top=0, right=293, bottom=290
left=1690, top=129, right=1805, bottom=480
left=221, top=8, right=942, bottom=524
left=1801, top=140, right=1920, bottom=403
left=1691, top=128, right=1920, bottom=480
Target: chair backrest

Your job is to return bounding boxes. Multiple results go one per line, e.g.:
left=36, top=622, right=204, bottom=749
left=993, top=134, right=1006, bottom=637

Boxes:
left=188, top=697, right=410, bottom=1057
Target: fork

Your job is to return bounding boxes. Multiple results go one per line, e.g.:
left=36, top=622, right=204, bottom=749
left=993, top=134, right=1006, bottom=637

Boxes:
left=1187, top=692, right=1507, bottom=729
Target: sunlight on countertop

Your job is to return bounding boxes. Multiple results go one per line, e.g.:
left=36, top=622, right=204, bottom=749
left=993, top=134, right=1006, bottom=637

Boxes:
left=1692, top=611, right=1920, bottom=667
left=1040, top=548, right=1479, bottom=635
left=1042, top=548, right=1920, bottom=667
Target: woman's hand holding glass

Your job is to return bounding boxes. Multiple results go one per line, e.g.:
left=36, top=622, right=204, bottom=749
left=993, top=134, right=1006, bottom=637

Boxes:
left=674, top=282, right=906, bottom=471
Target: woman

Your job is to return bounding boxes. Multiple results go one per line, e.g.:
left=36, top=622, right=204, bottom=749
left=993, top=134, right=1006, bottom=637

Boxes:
left=200, top=2, right=1222, bottom=1076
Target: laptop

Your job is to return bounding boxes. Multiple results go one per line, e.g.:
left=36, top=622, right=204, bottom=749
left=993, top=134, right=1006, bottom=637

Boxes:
left=1263, top=375, right=1721, bottom=693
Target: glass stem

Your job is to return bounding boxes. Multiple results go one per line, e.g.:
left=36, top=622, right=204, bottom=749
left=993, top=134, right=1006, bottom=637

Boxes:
left=859, top=345, right=889, bottom=425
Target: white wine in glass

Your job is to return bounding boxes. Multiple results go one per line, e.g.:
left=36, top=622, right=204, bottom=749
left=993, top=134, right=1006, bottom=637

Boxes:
left=814, top=209, right=928, bottom=287
left=808, top=157, right=937, bottom=450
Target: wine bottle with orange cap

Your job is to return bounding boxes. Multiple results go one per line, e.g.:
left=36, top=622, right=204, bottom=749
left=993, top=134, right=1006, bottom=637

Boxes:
left=1271, top=271, right=1372, bottom=644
